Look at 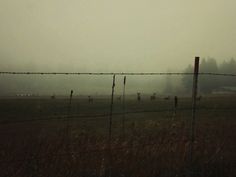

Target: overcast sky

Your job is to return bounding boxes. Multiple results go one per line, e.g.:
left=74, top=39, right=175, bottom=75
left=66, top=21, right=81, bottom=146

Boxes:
left=1, top=0, right=236, bottom=72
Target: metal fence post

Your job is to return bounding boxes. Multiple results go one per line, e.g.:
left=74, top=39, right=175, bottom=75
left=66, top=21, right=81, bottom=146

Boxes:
left=109, top=75, right=116, bottom=141
left=68, top=90, right=73, bottom=114
left=108, top=74, right=116, bottom=177
left=122, top=76, right=126, bottom=136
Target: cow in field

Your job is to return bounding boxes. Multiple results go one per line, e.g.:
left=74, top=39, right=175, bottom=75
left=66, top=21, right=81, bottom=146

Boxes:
left=150, top=93, right=156, bottom=101
left=137, top=93, right=141, bottom=101
left=197, top=95, right=202, bottom=101
left=164, top=96, right=170, bottom=100
left=88, top=96, right=93, bottom=103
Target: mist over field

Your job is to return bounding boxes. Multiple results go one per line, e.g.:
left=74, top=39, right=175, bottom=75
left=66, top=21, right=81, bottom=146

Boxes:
left=0, top=0, right=236, bottom=95
left=1, top=2, right=236, bottom=177
left=1, top=58, right=236, bottom=96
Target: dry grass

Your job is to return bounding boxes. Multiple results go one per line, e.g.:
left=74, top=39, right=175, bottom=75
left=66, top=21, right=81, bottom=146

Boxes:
left=0, top=97, right=235, bottom=177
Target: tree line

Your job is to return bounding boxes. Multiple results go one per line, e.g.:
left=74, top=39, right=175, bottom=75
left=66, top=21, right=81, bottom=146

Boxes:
left=182, top=58, right=236, bottom=93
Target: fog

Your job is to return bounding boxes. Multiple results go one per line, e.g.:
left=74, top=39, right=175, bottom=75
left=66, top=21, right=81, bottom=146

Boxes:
left=0, top=1, right=236, bottom=95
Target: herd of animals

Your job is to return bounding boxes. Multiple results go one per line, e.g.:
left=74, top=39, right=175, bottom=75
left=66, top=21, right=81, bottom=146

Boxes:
left=50, top=93, right=202, bottom=102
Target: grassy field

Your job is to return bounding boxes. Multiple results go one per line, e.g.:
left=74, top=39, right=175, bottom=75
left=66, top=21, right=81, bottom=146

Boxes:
left=0, top=95, right=235, bottom=177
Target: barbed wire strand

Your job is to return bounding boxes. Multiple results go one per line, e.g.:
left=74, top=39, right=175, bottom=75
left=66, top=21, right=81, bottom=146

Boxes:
left=0, top=71, right=236, bottom=76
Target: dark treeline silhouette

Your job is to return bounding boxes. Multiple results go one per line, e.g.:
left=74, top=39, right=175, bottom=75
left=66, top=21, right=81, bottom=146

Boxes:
left=182, top=58, right=236, bottom=93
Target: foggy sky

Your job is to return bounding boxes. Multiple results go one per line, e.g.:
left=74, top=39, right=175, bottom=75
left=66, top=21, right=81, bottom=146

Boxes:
left=1, top=0, right=236, bottom=72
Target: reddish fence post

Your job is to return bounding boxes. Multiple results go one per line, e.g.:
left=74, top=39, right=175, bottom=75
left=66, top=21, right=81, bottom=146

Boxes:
left=188, top=56, right=200, bottom=175
left=68, top=90, right=73, bottom=113
left=65, top=90, right=73, bottom=153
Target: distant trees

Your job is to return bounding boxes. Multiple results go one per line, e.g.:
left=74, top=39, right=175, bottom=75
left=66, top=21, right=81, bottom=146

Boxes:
left=218, top=58, right=236, bottom=87
left=182, top=64, right=193, bottom=92
left=182, top=58, right=236, bottom=93
left=199, top=58, right=220, bottom=93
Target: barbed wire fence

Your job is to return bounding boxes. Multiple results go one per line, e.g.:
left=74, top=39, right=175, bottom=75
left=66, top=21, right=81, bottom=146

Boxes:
left=0, top=71, right=236, bottom=76
left=0, top=57, right=236, bottom=176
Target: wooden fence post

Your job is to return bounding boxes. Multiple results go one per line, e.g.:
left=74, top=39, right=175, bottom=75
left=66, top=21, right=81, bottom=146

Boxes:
left=188, top=56, right=200, bottom=175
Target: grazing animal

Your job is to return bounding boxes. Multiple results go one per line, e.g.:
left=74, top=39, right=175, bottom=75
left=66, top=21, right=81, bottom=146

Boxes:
left=174, top=96, right=178, bottom=107
left=150, top=93, right=156, bottom=101
left=164, top=96, right=170, bottom=100
left=137, top=93, right=141, bottom=101
left=197, top=95, right=202, bottom=101
left=88, top=96, right=93, bottom=103
left=117, top=96, right=122, bottom=101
